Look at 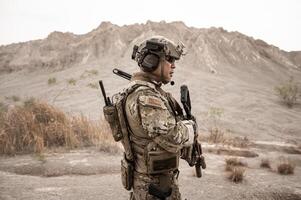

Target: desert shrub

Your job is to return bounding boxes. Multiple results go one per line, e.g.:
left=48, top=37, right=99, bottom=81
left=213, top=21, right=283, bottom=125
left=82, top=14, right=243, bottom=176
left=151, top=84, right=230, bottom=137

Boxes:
left=225, top=136, right=250, bottom=148
left=0, top=100, right=118, bottom=155
left=80, top=69, right=99, bottom=79
left=86, top=69, right=98, bottom=75
left=282, top=146, right=301, bottom=154
left=87, top=83, right=98, bottom=89
left=227, top=167, right=245, bottom=183
left=274, top=77, right=299, bottom=108
left=260, top=158, right=271, bottom=168
left=225, top=157, right=246, bottom=183
left=13, top=95, right=21, bottom=102
left=205, top=107, right=225, bottom=143
left=202, top=128, right=250, bottom=148
left=23, top=97, right=36, bottom=108
left=48, top=77, right=57, bottom=85
left=6, top=95, right=21, bottom=102
left=35, top=153, right=47, bottom=163
left=225, top=157, right=247, bottom=171
left=214, top=148, right=258, bottom=157
left=0, top=102, right=6, bottom=113
left=207, top=107, right=224, bottom=130
left=67, top=78, right=77, bottom=85
left=277, top=157, right=295, bottom=175
left=205, top=107, right=250, bottom=148
left=207, top=128, right=225, bottom=143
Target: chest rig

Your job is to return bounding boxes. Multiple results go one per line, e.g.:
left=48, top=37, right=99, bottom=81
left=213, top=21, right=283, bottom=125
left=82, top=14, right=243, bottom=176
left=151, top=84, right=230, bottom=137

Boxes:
left=126, top=80, right=185, bottom=175
left=103, top=79, right=184, bottom=189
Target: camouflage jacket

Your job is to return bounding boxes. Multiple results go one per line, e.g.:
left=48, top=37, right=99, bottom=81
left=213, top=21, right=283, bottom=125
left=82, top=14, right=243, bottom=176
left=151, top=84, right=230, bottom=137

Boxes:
left=125, top=72, right=194, bottom=174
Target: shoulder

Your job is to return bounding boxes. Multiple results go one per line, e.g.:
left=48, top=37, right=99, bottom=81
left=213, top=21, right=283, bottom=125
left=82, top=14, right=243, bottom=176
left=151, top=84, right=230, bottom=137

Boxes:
left=125, top=81, right=165, bottom=109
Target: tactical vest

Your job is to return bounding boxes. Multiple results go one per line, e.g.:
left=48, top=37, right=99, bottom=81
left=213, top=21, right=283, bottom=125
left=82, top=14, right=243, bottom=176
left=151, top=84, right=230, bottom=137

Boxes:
left=103, top=80, right=183, bottom=189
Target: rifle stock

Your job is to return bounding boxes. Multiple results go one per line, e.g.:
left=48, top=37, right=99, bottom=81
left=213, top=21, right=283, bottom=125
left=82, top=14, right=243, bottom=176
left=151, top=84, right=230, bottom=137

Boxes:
left=113, top=68, right=132, bottom=80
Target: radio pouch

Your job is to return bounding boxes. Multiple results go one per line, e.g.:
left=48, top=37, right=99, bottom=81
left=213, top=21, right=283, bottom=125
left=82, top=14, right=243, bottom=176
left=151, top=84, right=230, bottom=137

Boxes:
left=103, top=105, right=123, bottom=142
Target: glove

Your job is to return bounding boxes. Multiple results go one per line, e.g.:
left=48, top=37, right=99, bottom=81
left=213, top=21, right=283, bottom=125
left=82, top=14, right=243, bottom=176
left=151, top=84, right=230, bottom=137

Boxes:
left=179, top=120, right=195, bottom=146
left=181, top=145, right=193, bottom=164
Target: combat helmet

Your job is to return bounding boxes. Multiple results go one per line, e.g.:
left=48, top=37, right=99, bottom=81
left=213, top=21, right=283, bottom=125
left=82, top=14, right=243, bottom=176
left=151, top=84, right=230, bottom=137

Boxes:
left=132, top=36, right=185, bottom=72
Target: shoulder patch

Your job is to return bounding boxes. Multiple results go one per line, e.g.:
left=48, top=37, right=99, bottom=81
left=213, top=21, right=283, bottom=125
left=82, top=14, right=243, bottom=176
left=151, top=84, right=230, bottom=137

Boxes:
left=139, top=95, right=166, bottom=109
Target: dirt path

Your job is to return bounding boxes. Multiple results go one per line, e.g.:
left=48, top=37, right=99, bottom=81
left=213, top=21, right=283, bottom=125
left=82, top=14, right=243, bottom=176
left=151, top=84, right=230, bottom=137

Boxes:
left=1, top=146, right=301, bottom=200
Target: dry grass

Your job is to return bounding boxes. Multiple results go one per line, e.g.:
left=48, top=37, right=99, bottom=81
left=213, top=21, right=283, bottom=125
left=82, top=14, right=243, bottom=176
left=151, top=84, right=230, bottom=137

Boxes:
left=227, top=166, right=245, bottom=183
left=35, top=153, right=47, bottom=163
left=201, top=130, right=250, bottom=148
left=277, top=157, right=295, bottom=175
left=67, top=78, right=77, bottom=85
left=274, top=77, right=299, bottom=108
left=282, top=146, right=301, bottom=154
left=219, top=148, right=258, bottom=157
left=48, top=77, right=57, bottom=85
left=260, top=158, right=271, bottom=169
left=86, top=69, right=98, bottom=75
left=87, top=83, right=98, bottom=89
left=225, top=157, right=247, bottom=171
left=206, top=128, right=226, bottom=143
left=0, top=99, right=118, bottom=155
left=5, top=95, right=21, bottom=102
left=225, top=157, right=246, bottom=183
left=204, top=107, right=250, bottom=148
left=80, top=69, right=99, bottom=79
left=0, top=102, right=6, bottom=113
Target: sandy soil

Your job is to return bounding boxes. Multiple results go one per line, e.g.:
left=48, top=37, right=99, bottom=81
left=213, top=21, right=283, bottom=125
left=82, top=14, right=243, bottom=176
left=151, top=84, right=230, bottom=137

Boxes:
left=1, top=144, right=301, bottom=200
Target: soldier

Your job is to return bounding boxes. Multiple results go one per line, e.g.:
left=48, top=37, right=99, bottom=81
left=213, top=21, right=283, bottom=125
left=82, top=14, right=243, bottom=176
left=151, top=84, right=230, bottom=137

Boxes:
left=123, top=36, right=196, bottom=200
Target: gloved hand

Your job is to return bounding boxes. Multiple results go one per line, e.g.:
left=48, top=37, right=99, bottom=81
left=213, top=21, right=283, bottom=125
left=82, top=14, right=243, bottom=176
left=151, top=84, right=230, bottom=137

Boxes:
left=178, top=120, right=195, bottom=146
left=181, top=144, right=193, bottom=163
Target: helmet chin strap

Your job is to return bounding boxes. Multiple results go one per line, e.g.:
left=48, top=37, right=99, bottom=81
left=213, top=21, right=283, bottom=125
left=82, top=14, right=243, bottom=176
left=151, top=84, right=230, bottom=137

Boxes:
left=160, top=58, right=164, bottom=83
left=160, top=57, right=169, bottom=84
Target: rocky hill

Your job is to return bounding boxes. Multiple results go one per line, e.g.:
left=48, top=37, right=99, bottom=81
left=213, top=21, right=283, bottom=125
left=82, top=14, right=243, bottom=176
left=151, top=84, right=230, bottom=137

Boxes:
left=0, top=21, right=300, bottom=78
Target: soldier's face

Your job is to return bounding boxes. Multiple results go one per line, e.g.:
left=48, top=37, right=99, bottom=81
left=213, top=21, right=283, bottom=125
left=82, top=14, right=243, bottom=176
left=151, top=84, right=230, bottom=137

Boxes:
left=152, top=56, right=176, bottom=83
left=162, top=56, right=176, bottom=82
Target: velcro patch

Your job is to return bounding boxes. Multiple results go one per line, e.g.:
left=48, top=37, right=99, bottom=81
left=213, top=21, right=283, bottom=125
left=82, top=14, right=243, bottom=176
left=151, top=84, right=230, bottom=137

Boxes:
left=139, top=96, right=166, bottom=109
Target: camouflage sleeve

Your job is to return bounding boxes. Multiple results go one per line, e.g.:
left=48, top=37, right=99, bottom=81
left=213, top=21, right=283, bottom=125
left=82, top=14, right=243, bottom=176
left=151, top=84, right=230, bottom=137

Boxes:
left=137, top=90, right=193, bottom=153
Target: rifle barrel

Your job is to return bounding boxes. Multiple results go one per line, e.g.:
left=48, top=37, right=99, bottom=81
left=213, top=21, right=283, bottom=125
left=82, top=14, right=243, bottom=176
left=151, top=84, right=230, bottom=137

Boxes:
left=113, top=68, right=175, bottom=86
left=113, top=68, right=132, bottom=80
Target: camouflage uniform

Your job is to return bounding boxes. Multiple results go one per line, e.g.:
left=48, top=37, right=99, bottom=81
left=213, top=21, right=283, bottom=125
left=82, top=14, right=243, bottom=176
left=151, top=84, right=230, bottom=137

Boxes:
left=101, top=36, right=195, bottom=199
left=125, top=72, right=194, bottom=200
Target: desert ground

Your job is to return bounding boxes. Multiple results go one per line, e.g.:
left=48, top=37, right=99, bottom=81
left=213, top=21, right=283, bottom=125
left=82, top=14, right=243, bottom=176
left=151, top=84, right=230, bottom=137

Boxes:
left=1, top=21, right=301, bottom=199
left=1, top=143, right=301, bottom=200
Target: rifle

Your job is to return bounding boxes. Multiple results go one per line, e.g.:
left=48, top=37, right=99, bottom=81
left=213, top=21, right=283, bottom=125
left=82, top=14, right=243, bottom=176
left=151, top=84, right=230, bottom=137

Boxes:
left=113, top=68, right=131, bottom=80
left=180, top=85, right=206, bottom=178
left=113, top=68, right=175, bottom=85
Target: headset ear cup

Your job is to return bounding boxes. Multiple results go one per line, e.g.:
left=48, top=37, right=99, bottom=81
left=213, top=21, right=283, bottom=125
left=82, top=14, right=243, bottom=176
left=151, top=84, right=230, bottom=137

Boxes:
left=141, top=54, right=160, bottom=72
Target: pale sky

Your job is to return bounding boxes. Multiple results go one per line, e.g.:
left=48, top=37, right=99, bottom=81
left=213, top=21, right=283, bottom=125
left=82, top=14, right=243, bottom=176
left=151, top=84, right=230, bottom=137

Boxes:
left=0, top=0, right=300, bottom=51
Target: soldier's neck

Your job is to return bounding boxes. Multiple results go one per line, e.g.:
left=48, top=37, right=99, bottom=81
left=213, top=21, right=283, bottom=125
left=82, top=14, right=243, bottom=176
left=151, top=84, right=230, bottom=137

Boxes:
left=131, top=71, right=162, bottom=87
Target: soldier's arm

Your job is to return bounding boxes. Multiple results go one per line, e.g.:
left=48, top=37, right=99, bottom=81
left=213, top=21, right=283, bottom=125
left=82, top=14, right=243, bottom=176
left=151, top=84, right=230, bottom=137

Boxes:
left=136, top=90, right=194, bottom=153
